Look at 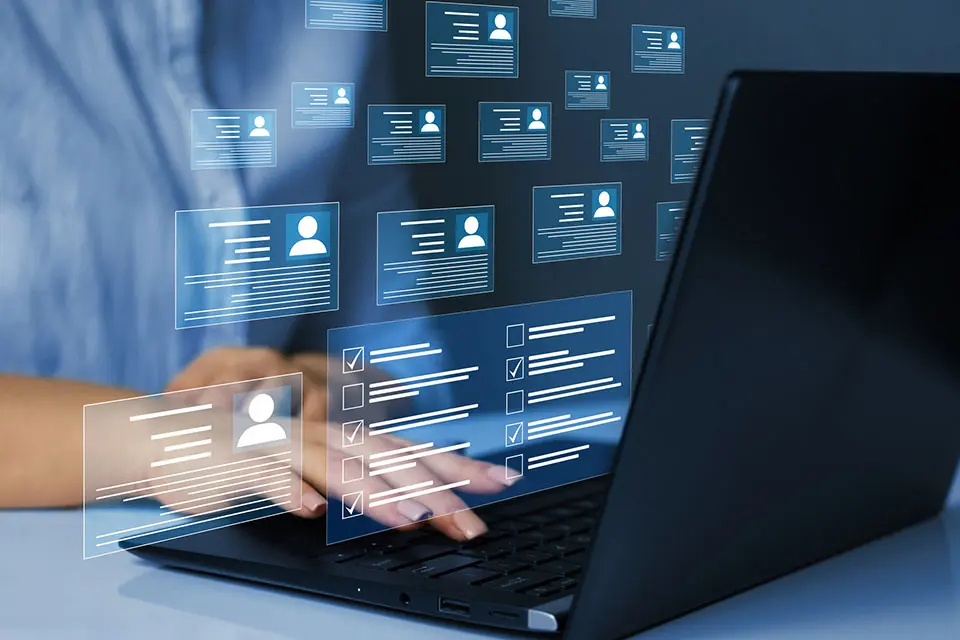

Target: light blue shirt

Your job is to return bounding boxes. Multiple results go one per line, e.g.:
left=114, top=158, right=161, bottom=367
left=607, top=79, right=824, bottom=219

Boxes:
left=0, top=0, right=427, bottom=394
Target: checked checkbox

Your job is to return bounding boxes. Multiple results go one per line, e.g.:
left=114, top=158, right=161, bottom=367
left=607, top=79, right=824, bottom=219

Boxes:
left=506, top=356, right=524, bottom=381
left=342, top=420, right=364, bottom=448
left=342, top=346, right=365, bottom=374
left=505, top=422, right=524, bottom=447
left=341, top=491, right=364, bottom=519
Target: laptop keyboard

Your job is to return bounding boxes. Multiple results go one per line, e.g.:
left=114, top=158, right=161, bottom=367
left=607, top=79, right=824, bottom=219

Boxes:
left=309, top=480, right=607, bottom=599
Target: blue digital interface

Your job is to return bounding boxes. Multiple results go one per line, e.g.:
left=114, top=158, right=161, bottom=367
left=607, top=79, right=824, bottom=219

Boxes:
left=671, top=119, right=709, bottom=184
left=175, top=203, right=340, bottom=329
left=305, top=0, right=387, bottom=31
left=565, top=70, right=610, bottom=110
left=478, top=102, right=551, bottom=163
left=533, top=183, right=622, bottom=264
left=425, top=2, right=519, bottom=78
left=377, top=206, right=495, bottom=305
left=600, top=118, right=649, bottom=162
left=631, top=25, right=685, bottom=74
left=190, top=109, right=277, bottom=170
left=656, top=201, right=686, bottom=261
left=549, top=0, right=597, bottom=18
left=83, top=374, right=303, bottom=558
left=325, top=291, right=633, bottom=543
left=368, top=104, right=446, bottom=165
left=291, top=82, right=355, bottom=128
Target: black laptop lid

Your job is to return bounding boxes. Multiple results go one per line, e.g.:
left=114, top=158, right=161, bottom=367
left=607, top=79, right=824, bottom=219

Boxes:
left=566, top=71, right=960, bottom=640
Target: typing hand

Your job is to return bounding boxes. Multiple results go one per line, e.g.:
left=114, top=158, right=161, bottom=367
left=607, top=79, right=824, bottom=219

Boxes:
left=299, top=422, right=519, bottom=541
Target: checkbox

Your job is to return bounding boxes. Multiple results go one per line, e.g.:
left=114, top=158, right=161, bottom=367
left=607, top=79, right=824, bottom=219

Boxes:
left=342, top=383, right=364, bottom=411
left=506, top=356, right=524, bottom=381
left=342, top=346, right=365, bottom=374
left=342, top=420, right=364, bottom=448
left=505, top=422, right=524, bottom=447
left=506, top=390, right=524, bottom=415
left=505, top=455, right=524, bottom=480
left=506, top=323, right=525, bottom=348
left=342, top=455, right=365, bottom=484
left=341, top=491, right=364, bottom=519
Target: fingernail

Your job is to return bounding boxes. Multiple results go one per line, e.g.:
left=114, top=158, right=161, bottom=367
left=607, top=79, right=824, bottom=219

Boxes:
left=487, top=465, right=521, bottom=487
left=397, top=500, right=433, bottom=523
left=303, top=492, right=326, bottom=512
left=453, top=510, right=488, bottom=540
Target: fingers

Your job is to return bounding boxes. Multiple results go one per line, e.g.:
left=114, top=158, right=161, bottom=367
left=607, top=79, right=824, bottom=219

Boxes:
left=286, top=478, right=327, bottom=519
left=300, top=441, right=439, bottom=531
left=418, top=451, right=519, bottom=495
left=372, top=462, right=487, bottom=541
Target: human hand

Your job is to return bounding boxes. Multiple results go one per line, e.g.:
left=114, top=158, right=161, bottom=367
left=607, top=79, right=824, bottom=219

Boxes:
left=161, top=347, right=515, bottom=540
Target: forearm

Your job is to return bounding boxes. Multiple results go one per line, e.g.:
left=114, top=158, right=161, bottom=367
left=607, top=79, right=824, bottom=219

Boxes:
left=0, top=375, right=140, bottom=508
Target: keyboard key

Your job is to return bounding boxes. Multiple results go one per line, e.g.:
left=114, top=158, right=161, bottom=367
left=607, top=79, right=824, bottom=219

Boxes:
left=543, top=507, right=583, bottom=518
left=570, top=534, right=592, bottom=545
left=396, top=554, right=479, bottom=578
left=437, top=566, right=502, bottom=585
left=524, top=582, right=563, bottom=598
left=477, top=558, right=532, bottom=574
left=345, top=544, right=449, bottom=571
left=519, top=513, right=555, bottom=525
left=512, top=550, right=554, bottom=565
left=537, top=560, right=581, bottom=576
left=316, top=549, right=365, bottom=563
left=491, top=520, right=536, bottom=534
left=483, top=571, right=557, bottom=593
left=540, top=542, right=586, bottom=557
left=570, top=499, right=601, bottom=511
left=519, top=529, right=565, bottom=544
left=558, top=577, right=579, bottom=590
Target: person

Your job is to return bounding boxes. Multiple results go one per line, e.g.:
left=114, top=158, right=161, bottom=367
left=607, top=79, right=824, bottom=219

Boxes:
left=0, top=0, right=505, bottom=542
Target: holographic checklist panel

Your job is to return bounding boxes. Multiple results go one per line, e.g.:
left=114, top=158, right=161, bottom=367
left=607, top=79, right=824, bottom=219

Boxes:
left=326, top=291, right=633, bottom=544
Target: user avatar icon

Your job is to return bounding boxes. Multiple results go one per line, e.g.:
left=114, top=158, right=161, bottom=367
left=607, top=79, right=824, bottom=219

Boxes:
left=249, top=115, right=271, bottom=137
left=633, top=123, right=645, bottom=139
left=595, top=75, right=607, bottom=90
left=489, top=13, right=512, bottom=40
left=668, top=31, right=682, bottom=50
left=420, top=110, right=440, bottom=133
left=289, top=215, right=328, bottom=257
left=236, top=393, right=288, bottom=449
left=528, top=108, right=546, bottom=131
left=593, top=191, right=616, bottom=219
left=457, top=216, right=487, bottom=250
left=334, top=87, right=350, bottom=105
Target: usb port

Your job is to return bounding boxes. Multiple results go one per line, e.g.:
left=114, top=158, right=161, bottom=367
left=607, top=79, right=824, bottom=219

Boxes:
left=438, top=597, right=471, bottom=617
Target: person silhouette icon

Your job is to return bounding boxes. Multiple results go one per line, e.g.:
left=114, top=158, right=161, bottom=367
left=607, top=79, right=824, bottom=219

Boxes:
left=595, top=75, right=607, bottom=90
left=489, top=13, right=512, bottom=40
left=288, top=215, right=327, bottom=257
left=334, top=87, right=350, bottom=105
left=633, top=123, right=645, bottom=139
left=667, top=31, right=682, bottom=50
left=236, top=393, right=288, bottom=449
left=249, top=115, right=271, bottom=137
left=528, top=108, right=546, bottom=130
left=457, top=216, right=486, bottom=250
left=420, top=111, right=440, bottom=133
left=593, top=191, right=616, bottom=219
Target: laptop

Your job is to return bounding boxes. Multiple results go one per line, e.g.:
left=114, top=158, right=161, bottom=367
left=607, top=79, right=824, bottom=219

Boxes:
left=125, top=71, right=960, bottom=638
